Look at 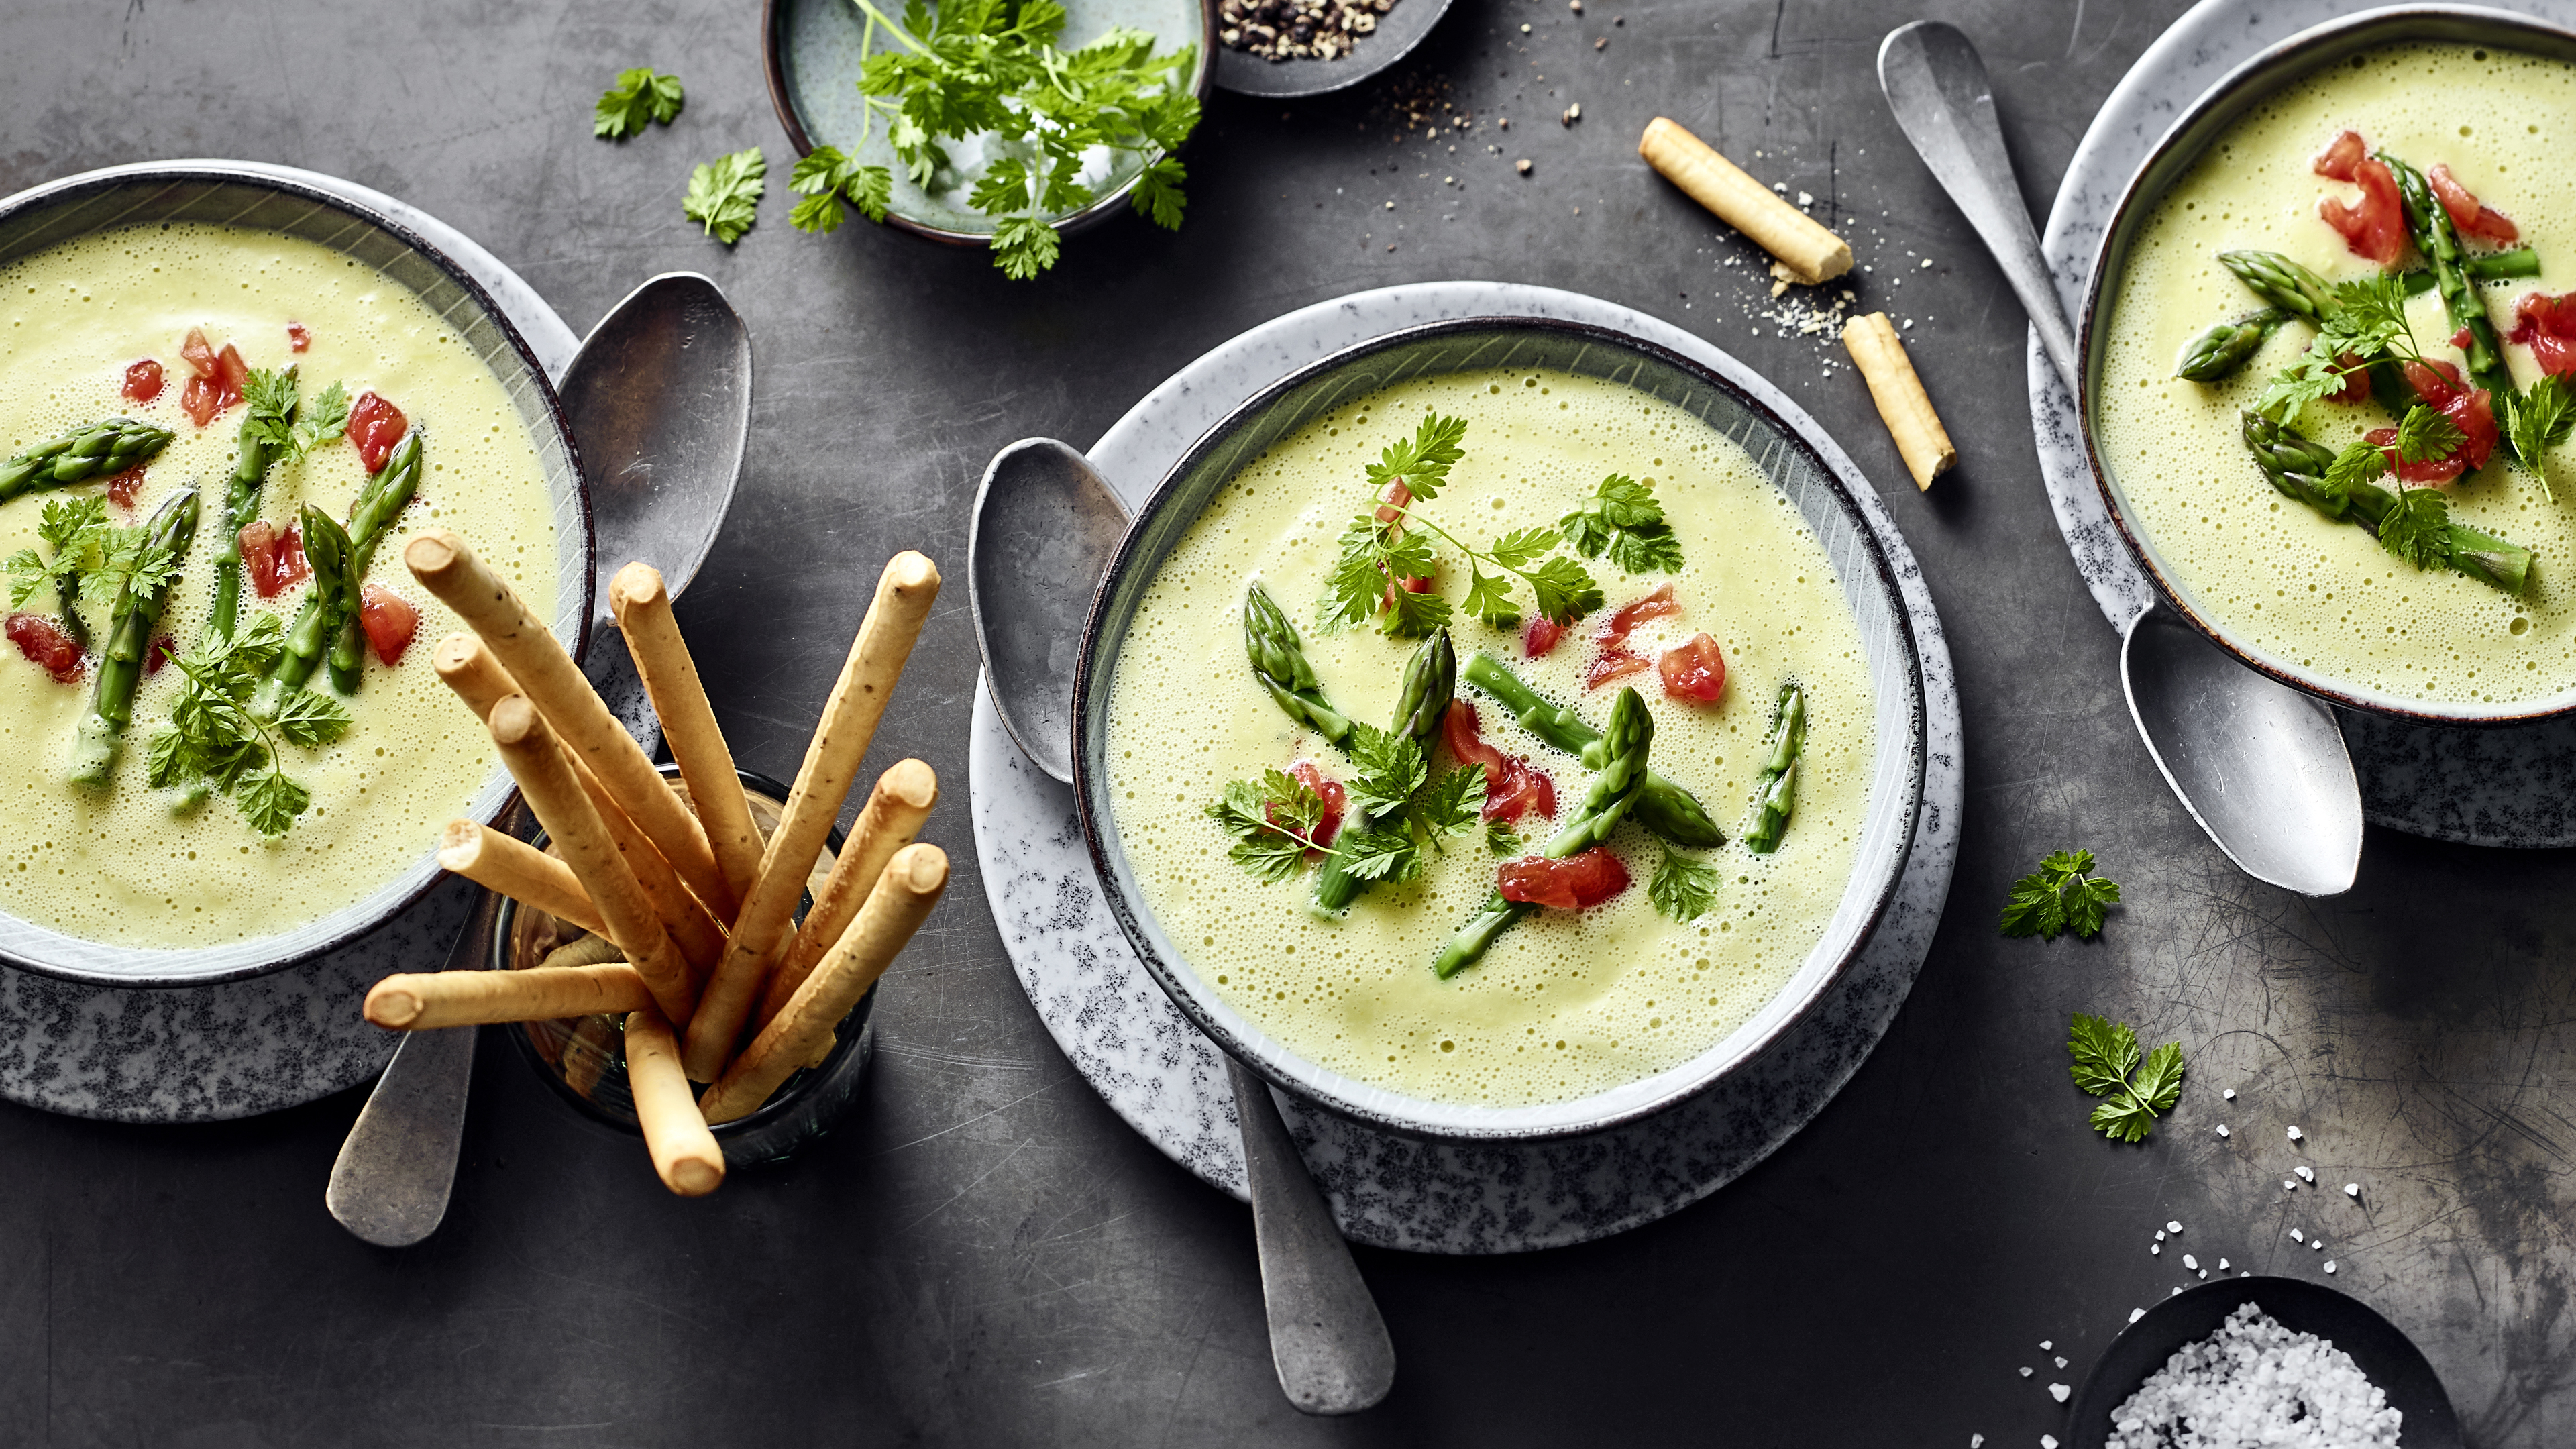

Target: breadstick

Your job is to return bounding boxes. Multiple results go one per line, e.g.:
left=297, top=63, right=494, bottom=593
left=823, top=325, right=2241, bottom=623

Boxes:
left=364, top=963, right=655, bottom=1030
left=438, top=819, right=608, bottom=938
left=682, top=551, right=940, bottom=1081
left=1842, top=311, right=1957, bottom=490
left=700, top=843, right=947, bottom=1124
left=624, top=1003, right=725, bottom=1197
left=1639, top=117, right=1851, bottom=286
left=437, top=634, right=727, bottom=972
left=537, top=933, right=625, bottom=971
left=405, top=530, right=735, bottom=920
left=758, top=758, right=938, bottom=1028
left=611, top=563, right=764, bottom=908
left=485, top=693, right=697, bottom=1027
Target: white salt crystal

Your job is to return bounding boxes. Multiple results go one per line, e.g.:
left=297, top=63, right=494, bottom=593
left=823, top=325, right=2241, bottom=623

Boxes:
left=2155, top=1230, right=2166, bottom=1242
left=2043, top=1436, right=2060, bottom=1449
left=2345, top=1183, right=2360, bottom=1197
left=2216, top=1124, right=2231, bottom=1138
left=2039, top=1340, right=2052, bottom=1350
left=2054, top=1356, right=2067, bottom=1368
left=2218, top=1258, right=2230, bottom=1271
left=2288, top=1125, right=2304, bottom=1141
left=2291, top=1228, right=2304, bottom=1242
left=2284, top=1179, right=2299, bottom=1191
left=2312, top=1239, right=2324, bottom=1251
left=2151, top=1244, right=2161, bottom=1256
left=2182, top=1254, right=2198, bottom=1270
left=2296, top=1165, right=2315, bottom=1183
left=2325, top=1260, right=2337, bottom=1273
left=2019, top=1366, right=2032, bottom=1378
left=2167, top=1221, right=2183, bottom=1234
left=1971, top=1438, right=1984, bottom=1449
left=1919, top=257, right=1934, bottom=269
left=2129, top=1307, right=2145, bottom=1324
left=2222, top=1089, right=2236, bottom=1100
left=2049, top=1383, right=2070, bottom=1403
left=2198, top=1270, right=2208, bottom=1279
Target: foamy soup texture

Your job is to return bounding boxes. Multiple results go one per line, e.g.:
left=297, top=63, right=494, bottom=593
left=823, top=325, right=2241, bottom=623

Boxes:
left=1106, top=368, right=1875, bottom=1108
left=0, top=223, right=558, bottom=948
left=2098, top=42, right=2576, bottom=705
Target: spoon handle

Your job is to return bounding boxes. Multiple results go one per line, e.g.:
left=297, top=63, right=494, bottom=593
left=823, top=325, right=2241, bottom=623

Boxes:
left=325, top=888, right=494, bottom=1246
left=1878, top=21, right=2081, bottom=392
left=1227, top=1057, right=1396, bottom=1415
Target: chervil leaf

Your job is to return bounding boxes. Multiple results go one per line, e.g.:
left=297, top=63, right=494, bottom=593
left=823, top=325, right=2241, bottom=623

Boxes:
left=1605, top=523, right=1685, bottom=576
left=2068, top=1012, right=2184, bottom=1144
left=1999, top=871, right=2067, bottom=938
left=1131, top=155, right=1187, bottom=230
left=237, top=767, right=309, bottom=837
left=1522, top=555, right=1603, bottom=626
left=284, top=380, right=349, bottom=462
left=1407, top=764, right=1486, bottom=848
left=790, top=147, right=893, bottom=235
left=1364, top=413, right=1469, bottom=500
left=271, top=686, right=352, bottom=749
left=1206, top=773, right=1328, bottom=883
left=1486, top=819, right=1520, bottom=857
left=2320, top=275, right=2410, bottom=354
left=682, top=147, right=767, bottom=245
left=2395, top=404, right=2466, bottom=465
left=967, top=155, right=1032, bottom=217
left=1486, top=527, right=1560, bottom=569
left=1379, top=575, right=1451, bottom=637
left=1648, top=848, right=1721, bottom=922
left=237, top=366, right=301, bottom=453
left=2377, top=483, right=2453, bottom=571
left=2131, top=1042, right=2186, bottom=1116
left=594, top=67, right=684, bottom=138
left=2090, top=1092, right=2163, bottom=1144
left=1460, top=561, right=1521, bottom=631
left=1334, top=826, right=1421, bottom=883
left=990, top=215, right=1061, bottom=280
left=2325, top=439, right=2390, bottom=497
left=1344, top=722, right=1428, bottom=819
left=2061, top=870, right=2123, bottom=940
left=1325, top=515, right=1395, bottom=630
left=1562, top=474, right=1686, bottom=576
left=2508, top=374, right=2576, bottom=470
left=144, top=726, right=193, bottom=790
left=2001, top=848, right=2119, bottom=941
left=4, top=551, right=46, bottom=608
left=37, top=495, right=107, bottom=553
left=2065, top=1012, right=2139, bottom=1097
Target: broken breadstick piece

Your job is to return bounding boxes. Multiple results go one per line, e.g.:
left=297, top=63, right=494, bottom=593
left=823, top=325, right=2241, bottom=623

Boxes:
left=364, top=963, right=655, bottom=1030
left=612, top=563, right=765, bottom=910
left=439, top=819, right=609, bottom=938
left=1640, top=117, right=1851, bottom=286
left=699, top=843, right=948, bottom=1124
left=625, top=1003, right=725, bottom=1197
left=683, top=551, right=941, bottom=1083
left=758, top=758, right=938, bottom=1029
left=1842, top=311, right=1957, bottom=490
left=536, top=933, right=625, bottom=971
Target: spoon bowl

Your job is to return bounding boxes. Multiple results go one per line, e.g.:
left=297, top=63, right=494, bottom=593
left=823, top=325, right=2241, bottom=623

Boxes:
left=969, top=439, right=1132, bottom=784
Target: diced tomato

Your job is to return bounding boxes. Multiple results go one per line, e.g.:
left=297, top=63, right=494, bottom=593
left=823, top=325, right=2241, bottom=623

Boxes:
left=145, top=634, right=174, bottom=676
left=2313, top=129, right=2366, bottom=182
left=1496, top=846, right=1631, bottom=910
left=180, top=374, right=221, bottom=428
left=180, top=327, right=217, bottom=380
left=1523, top=616, right=1564, bottom=658
left=1383, top=570, right=1435, bottom=612
left=1658, top=633, right=1727, bottom=703
left=123, top=359, right=164, bottom=405
left=1585, top=649, right=1651, bottom=690
left=2366, top=359, right=2498, bottom=484
left=1374, top=480, right=1413, bottom=528
left=1276, top=761, right=1346, bottom=850
left=6, top=613, right=83, bottom=683
left=358, top=584, right=419, bottom=667
left=286, top=321, right=311, bottom=353
left=2428, top=163, right=2519, bottom=244
left=2326, top=352, right=2371, bottom=404
left=103, top=466, right=146, bottom=511
left=213, top=344, right=249, bottom=411
left=2508, top=291, right=2576, bottom=377
left=2450, top=325, right=2476, bottom=352
left=1598, top=582, right=1681, bottom=649
left=2319, top=154, right=2409, bottom=267
left=345, top=391, right=409, bottom=474
left=1441, top=700, right=1557, bottom=824
left=238, top=521, right=311, bottom=599
left=175, top=329, right=246, bottom=426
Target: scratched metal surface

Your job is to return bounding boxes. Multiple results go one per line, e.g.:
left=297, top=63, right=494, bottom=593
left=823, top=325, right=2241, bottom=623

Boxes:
left=1, top=0, right=2569, bottom=1443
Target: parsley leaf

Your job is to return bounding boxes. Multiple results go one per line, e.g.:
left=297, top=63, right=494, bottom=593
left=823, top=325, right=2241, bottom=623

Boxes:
left=1560, top=474, right=1685, bottom=575
left=1648, top=848, right=1721, bottom=922
left=683, top=147, right=767, bottom=245
left=1344, top=722, right=1428, bottom=819
left=1206, top=770, right=1332, bottom=883
left=2377, top=483, right=2453, bottom=571
left=594, top=67, right=686, bottom=139
left=1405, top=764, right=1487, bottom=852
left=2394, top=404, right=2465, bottom=464
left=1999, top=848, right=2122, bottom=941
left=284, top=380, right=350, bottom=464
left=2065, top=1013, right=2138, bottom=1097
left=2068, top=1013, right=2185, bottom=1144
left=788, top=146, right=894, bottom=234
left=149, top=612, right=343, bottom=837
left=1365, top=413, right=1470, bottom=501
left=2507, top=372, right=2576, bottom=470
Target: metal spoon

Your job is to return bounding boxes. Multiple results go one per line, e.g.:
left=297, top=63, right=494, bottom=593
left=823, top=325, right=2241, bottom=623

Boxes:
left=327, top=273, right=753, bottom=1246
left=969, top=439, right=1397, bottom=1415
left=1878, top=21, right=2362, bottom=896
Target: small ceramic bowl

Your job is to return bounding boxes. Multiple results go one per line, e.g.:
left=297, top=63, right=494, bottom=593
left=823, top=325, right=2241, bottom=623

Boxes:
left=763, top=0, right=1216, bottom=251
left=1210, top=0, right=1456, bottom=99
left=496, top=765, right=876, bottom=1168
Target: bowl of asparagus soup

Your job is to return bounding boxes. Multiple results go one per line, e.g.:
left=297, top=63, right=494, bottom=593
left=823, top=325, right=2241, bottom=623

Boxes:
left=0, top=166, right=588, bottom=985
left=1071, top=317, right=1926, bottom=1141
left=2085, top=7, right=2576, bottom=722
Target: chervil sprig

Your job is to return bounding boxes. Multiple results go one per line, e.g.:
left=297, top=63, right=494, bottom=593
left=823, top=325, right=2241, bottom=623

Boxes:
left=2000, top=848, right=2121, bottom=941
left=788, top=146, right=895, bottom=234
left=2067, top=1012, right=2184, bottom=1144
left=2252, top=275, right=2424, bottom=422
left=594, top=67, right=685, bottom=140
left=146, top=611, right=350, bottom=835
left=684, top=148, right=767, bottom=246
left=2504, top=373, right=2576, bottom=490
left=1560, top=474, right=1684, bottom=575
left=1648, top=847, right=1720, bottom=922
left=7, top=494, right=111, bottom=647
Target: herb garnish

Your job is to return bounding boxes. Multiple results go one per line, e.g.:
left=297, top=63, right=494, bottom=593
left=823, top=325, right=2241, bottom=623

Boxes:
left=1647, top=847, right=1720, bottom=922
left=594, top=67, right=686, bottom=140
left=1208, top=729, right=1484, bottom=888
left=7, top=495, right=110, bottom=619
left=1560, top=474, right=1685, bottom=575
left=2251, top=276, right=2418, bottom=422
left=237, top=370, right=348, bottom=466
left=2504, top=372, right=2576, bottom=478
left=684, top=148, right=768, bottom=246
left=2068, top=1012, right=2185, bottom=1144
left=1999, top=849, right=2121, bottom=941
left=788, top=147, right=894, bottom=235
left=146, top=612, right=350, bottom=836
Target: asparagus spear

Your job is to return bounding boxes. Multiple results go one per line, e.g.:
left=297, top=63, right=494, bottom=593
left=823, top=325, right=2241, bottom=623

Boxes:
left=2175, top=311, right=2285, bottom=382
left=1741, top=681, right=1807, bottom=855
left=2381, top=153, right=2518, bottom=423
left=248, top=432, right=423, bottom=716
left=1244, top=583, right=1350, bottom=746
left=327, top=433, right=423, bottom=693
left=1459, top=650, right=1726, bottom=849
left=2225, top=246, right=2540, bottom=315
left=0, top=418, right=175, bottom=504
left=1433, top=685, right=1652, bottom=979
left=2241, top=411, right=2532, bottom=594
left=2218, top=250, right=2416, bottom=412
left=68, top=488, right=199, bottom=786
left=205, top=374, right=304, bottom=645
left=1310, top=629, right=1454, bottom=916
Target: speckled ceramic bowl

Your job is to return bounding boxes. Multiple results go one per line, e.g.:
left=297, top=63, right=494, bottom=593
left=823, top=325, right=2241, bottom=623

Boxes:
left=1069, top=316, right=1929, bottom=1142
left=763, top=0, right=1215, bottom=251
left=0, top=164, right=592, bottom=989
left=2078, top=5, right=2576, bottom=725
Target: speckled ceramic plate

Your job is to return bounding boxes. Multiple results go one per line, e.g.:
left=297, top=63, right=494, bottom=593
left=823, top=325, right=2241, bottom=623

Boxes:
left=0, top=160, right=584, bottom=1122
left=969, top=281, right=1963, bottom=1252
left=2027, top=0, right=2576, bottom=845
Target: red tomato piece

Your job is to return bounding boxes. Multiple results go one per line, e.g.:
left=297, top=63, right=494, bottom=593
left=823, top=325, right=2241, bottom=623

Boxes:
left=1523, top=615, right=1564, bottom=658
left=286, top=321, right=311, bottom=353
left=1442, top=700, right=1558, bottom=824
left=6, top=613, right=83, bottom=683
left=1584, top=649, right=1651, bottom=690
left=1374, top=480, right=1413, bottom=528
left=238, top=521, right=311, bottom=599
left=213, top=343, right=249, bottom=413
left=2318, top=156, right=2408, bottom=267
left=180, top=374, right=221, bottom=429
left=2366, top=360, right=2498, bottom=484
left=1597, top=582, right=1681, bottom=650
left=179, top=327, right=217, bottom=380
left=2428, top=163, right=2519, bottom=244
left=345, top=391, right=409, bottom=473
left=103, top=466, right=146, bottom=511
left=1277, top=761, right=1347, bottom=850
left=2326, top=352, right=2371, bottom=405
left=359, top=584, right=420, bottom=667
left=2508, top=292, right=2576, bottom=378
left=123, top=359, right=164, bottom=405
left=1658, top=632, right=1727, bottom=703
left=1496, top=846, right=1631, bottom=910
left=145, top=634, right=174, bottom=676
left=2312, top=129, right=2366, bottom=182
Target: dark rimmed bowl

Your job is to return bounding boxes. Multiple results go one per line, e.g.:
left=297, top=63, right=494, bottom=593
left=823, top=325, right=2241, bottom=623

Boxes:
left=2078, top=4, right=2576, bottom=727
left=1068, top=315, right=1929, bottom=1142
left=497, top=765, right=877, bottom=1169
left=2068, top=1275, right=2459, bottom=1448
left=1212, top=0, right=1456, bottom=99
left=0, top=162, right=592, bottom=989
left=763, top=0, right=1216, bottom=252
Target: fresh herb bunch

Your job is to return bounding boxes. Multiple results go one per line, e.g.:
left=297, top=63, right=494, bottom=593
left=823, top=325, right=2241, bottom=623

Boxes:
left=1208, top=727, right=1485, bottom=888
left=1559, top=474, right=1684, bottom=575
left=595, top=67, right=686, bottom=140
left=238, top=371, right=348, bottom=467
left=146, top=612, right=351, bottom=836
left=2068, top=1012, right=2185, bottom=1144
left=684, top=148, right=769, bottom=246
left=7, top=495, right=111, bottom=645
left=1326, top=413, right=1608, bottom=637
left=802, top=0, right=1200, bottom=278
left=1647, top=847, right=1719, bottom=922
left=2000, top=848, right=2121, bottom=942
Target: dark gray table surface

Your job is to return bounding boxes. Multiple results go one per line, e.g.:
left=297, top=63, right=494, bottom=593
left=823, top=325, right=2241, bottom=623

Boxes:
left=7, top=0, right=2571, bottom=1444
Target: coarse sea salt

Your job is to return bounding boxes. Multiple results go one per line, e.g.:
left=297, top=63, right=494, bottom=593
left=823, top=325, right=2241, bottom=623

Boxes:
left=2219, top=1258, right=2231, bottom=1271
left=2167, top=1221, right=2184, bottom=1234
left=2292, top=1229, right=2305, bottom=1242
left=2296, top=1165, right=2316, bottom=1183
left=2223, top=1088, right=2237, bottom=1100
left=2288, top=1126, right=2305, bottom=1141
left=2345, top=1183, right=2361, bottom=1198
left=2129, top=1308, right=2146, bottom=1324
left=2216, top=1124, right=2231, bottom=1138
left=2183, top=1255, right=2198, bottom=1270
left=2155, top=1230, right=2166, bottom=1242
left=2326, top=1261, right=2338, bottom=1273
left=2019, top=1366, right=2033, bottom=1378
left=2049, top=1383, right=2070, bottom=1403
left=2151, top=1244, right=2161, bottom=1256
left=2055, top=1357, right=2067, bottom=1369
left=2040, top=1341, right=2053, bottom=1350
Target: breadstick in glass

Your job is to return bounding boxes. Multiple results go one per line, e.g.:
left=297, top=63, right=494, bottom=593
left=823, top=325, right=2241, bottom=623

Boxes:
left=682, top=551, right=940, bottom=1081
left=1843, top=311, right=1957, bottom=490
left=438, top=819, right=608, bottom=938
left=365, top=963, right=655, bottom=1029
left=405, top=530, right=735, bottom=919
left=624, top=1003, right=724, bottom=1197
left=700, top=843, right=947, bottom=1123
left=1639, top=117, right=1851, bottom=286
left=611, top=563, right=764, bottom=908
left=757, top=758, right=937, bottom=1028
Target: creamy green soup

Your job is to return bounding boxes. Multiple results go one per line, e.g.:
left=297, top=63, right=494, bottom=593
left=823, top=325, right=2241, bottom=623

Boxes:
left=0, top=223, right=559, bottom=947
left=2097, top=41, right=2576, bottom=706
left=1106, top=368, right=1875, bottom=1107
